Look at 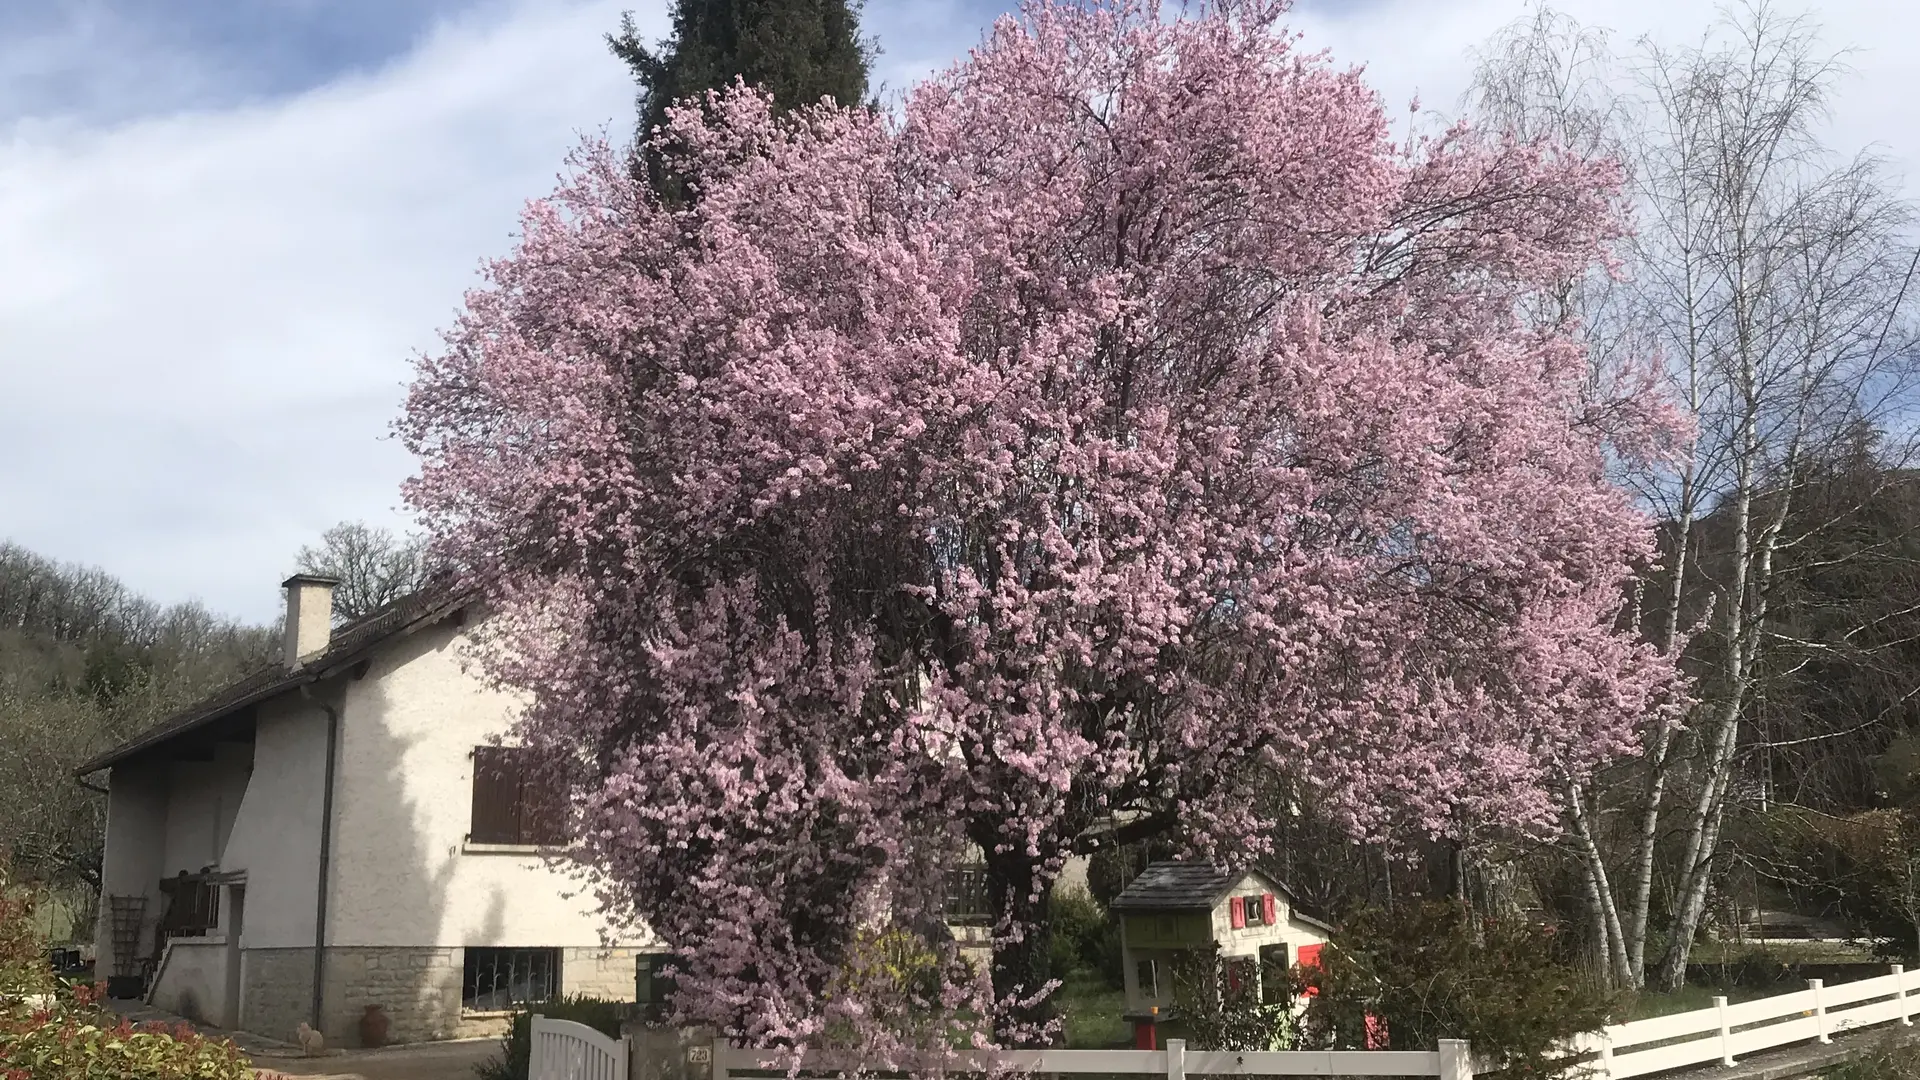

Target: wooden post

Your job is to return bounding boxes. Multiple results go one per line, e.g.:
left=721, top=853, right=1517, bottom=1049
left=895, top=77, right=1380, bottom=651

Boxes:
left=1809, top=979, right=1831, bottom=1045
left=1439, top=1038, right=1474, bottom=1080
left=1598, top=1028, right=1615, bottom=1080
left=1165, top=1038, right=1186, bottom=1080
left=1897, top=965, right=1911, bottom=1027
left=1715, top=996, right=1735, bottom=1066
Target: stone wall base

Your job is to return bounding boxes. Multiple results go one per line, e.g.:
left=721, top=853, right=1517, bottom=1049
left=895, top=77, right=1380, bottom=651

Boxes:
left=564, top=945, right=645, bottom=1000
left=237, top=945, right=641, bottom=1047
left=239, top=948, right=315, bottom=1045
left=319, top=946, right=465, bottom=1045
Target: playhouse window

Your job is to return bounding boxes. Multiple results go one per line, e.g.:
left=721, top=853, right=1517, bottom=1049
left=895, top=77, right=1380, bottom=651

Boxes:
left=1259, top=943, right=1290, bottom=1002
left=1137, top=958, right=1159, bottom=999
left=1225, top=958, right=1257, bottom=1002
left=1242, top=895, right=1266, bottom=925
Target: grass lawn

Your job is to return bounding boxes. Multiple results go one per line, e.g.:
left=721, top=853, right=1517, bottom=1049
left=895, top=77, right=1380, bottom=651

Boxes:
left=1056, top=971, right=1130, bottom=1049
left=1625, top=984, right=1775, bottom=1021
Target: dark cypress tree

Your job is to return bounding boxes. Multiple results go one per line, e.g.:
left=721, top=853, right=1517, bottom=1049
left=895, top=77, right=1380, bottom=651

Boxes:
left=609, top=0, right=873, bottom=189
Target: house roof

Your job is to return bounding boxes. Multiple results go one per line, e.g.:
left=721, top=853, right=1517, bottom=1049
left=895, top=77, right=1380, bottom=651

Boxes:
left=1110, top=862, right=1281, bottom=911
left=72, top=584, right=473, bottom=776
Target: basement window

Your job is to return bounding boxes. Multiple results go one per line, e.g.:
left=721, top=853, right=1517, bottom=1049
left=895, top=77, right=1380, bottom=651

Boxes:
left=463, top=947, right=560, bottom=1012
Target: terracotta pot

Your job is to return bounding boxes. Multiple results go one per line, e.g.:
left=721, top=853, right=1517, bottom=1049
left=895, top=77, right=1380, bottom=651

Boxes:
left=359, top=1003, right=391, bottom=1048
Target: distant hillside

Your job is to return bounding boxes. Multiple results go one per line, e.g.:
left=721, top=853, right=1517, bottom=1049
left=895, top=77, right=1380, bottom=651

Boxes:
left=0, top=541, right=274, bottom=903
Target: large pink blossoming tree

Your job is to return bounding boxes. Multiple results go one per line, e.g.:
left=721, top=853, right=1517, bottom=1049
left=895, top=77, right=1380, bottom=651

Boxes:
left=402, top=0, right=1684, bottom=1053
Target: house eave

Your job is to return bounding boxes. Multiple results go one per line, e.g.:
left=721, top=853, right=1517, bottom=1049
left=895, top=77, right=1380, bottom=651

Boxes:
left=71, top=591, right=473, bottom=778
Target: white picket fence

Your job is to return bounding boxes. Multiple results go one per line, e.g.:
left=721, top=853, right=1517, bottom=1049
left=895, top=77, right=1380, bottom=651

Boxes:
left=538, top=967, right=1920, bottom=1080
left=713, top=1039, right=1475, bottom=1079
left=531, top=1014, right=630, bottom=1080
left=1572, top=965, right=1919, bottom=1079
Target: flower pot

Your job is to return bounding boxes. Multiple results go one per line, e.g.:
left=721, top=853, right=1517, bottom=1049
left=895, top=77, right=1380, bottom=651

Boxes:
left=359, top=1003, right=391, bottom=1048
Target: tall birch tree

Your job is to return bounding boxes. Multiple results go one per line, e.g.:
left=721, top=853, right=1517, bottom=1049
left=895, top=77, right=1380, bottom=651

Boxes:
left=1470, top=1, right=1920, bottom=990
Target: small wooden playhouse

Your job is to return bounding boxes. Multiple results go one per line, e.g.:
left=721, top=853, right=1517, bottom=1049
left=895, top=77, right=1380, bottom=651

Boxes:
left=1111, top=862, right=1332, bottom=1046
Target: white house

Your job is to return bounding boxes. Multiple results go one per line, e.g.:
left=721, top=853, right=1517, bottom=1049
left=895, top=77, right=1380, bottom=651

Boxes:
left=1110, top=861, right=1331, bottom=1040
left=76, top=574, right=655, bottom=1046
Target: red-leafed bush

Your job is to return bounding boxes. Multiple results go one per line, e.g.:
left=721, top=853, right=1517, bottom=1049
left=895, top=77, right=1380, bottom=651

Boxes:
left=0, top=890, right=259, bottom=1079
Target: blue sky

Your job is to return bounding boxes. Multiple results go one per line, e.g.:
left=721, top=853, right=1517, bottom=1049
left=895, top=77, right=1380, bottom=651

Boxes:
left=1, top=0, right=493, bottom=121
left=2, top=0, right=1916, bottom=624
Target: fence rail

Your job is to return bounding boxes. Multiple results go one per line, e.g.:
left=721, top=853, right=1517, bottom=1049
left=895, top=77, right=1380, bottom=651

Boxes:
left=715, top=1038, right=1472, bottom=1080
left=1571, top=965, right=1916, bottom=1079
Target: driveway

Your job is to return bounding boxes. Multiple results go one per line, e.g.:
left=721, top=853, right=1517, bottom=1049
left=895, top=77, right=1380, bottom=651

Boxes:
left=251, top=1038, right=498, bottom=1080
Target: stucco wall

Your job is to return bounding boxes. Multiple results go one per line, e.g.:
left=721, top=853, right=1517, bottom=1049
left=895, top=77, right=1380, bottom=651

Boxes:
left=95, top=763, right=168, bottom=976
left=220, top=696, right=331, bottom=949
left=160, top=742, right=252, bottom=876
left=1206, top=884, right=1327, bottom=961
left=150, top=939, right=227, bottom=1025
left=328, top=618, right=650, bottom=953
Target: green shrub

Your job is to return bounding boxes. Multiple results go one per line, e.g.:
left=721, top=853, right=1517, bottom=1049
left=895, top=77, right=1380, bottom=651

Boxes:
left=1048, top=888, right=1121, bottom=986
left=1299, top=901, right=1618, bottom=1080
left=475, top=996, right=630, bottom=1080
left=1166, top=944, right=1303, bottom=1051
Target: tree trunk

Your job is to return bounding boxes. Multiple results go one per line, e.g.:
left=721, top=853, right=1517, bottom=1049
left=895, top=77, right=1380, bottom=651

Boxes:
left=1624, top=465, right=1698, bottom=988
left=985, top=848, right=1057, bottom=1046
left=1566, top=780, right=1632, bottom=986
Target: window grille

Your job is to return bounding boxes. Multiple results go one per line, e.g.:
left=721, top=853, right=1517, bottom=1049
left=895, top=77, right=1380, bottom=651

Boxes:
left=462, top=947, right=560, bottom=1011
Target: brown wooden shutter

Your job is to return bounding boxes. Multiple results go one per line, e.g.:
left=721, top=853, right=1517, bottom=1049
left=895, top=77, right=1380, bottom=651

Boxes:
left=471, top=745, right=522, bottom=844
left=517, top=761, right=569, bottom=846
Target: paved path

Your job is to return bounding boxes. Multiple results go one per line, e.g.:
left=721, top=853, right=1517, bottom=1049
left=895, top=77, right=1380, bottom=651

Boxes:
left=104, top=998, right=500, bottom=1079
left=249, top=1037, right=498, bottom=1080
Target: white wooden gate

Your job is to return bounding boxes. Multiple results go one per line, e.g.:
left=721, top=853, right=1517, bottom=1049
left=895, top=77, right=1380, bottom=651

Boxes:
left=530, top=1014, right=629, bottom=1080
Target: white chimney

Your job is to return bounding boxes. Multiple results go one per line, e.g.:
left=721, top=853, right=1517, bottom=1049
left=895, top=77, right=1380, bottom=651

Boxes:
left=282, top=573, right=339, bottom=668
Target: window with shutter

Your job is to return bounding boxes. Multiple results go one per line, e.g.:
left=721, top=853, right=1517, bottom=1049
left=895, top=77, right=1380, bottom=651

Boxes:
left=471, top=745, right=570, bottom=846
left=470, top=746, right=522, bottom=844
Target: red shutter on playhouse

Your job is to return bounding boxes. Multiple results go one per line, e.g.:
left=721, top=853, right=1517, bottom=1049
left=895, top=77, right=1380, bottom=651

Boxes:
left=1297, top=943, right=1323, bottom=968
left=1263, top=893, right=1277, bottom=924
left=1229, top=896, right=1246, bottom=928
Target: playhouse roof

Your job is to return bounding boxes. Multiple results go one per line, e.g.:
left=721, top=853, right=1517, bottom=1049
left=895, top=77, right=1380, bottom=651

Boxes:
left=1109, top=862, right=1290, bottom=912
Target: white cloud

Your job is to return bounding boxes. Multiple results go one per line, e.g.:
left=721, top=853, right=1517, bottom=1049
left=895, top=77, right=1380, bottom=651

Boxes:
left=1289, top=0, right=1919, bottom=199
left=0, top=0, right=654, bottom=621
left=2, top=0, right=1914, bottom=624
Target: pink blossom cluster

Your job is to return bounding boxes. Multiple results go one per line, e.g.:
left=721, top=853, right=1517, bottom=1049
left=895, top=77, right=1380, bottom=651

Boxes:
left=401, top=0, right=1686, bottom=1053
